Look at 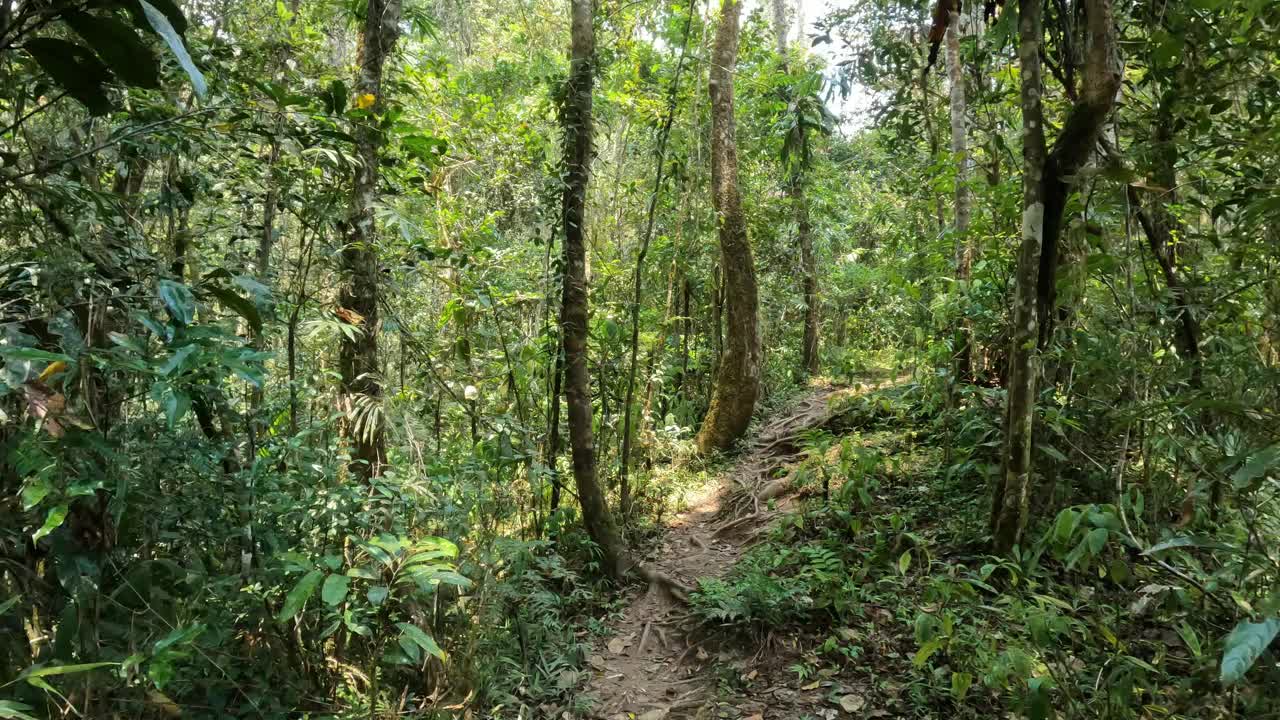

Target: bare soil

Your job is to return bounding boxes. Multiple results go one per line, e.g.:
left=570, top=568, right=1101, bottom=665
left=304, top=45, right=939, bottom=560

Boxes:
left=580, top=383, right=875, bottom=720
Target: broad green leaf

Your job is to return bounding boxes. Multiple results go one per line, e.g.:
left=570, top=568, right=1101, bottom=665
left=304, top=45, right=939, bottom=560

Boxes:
left=1085, top=528, right=1108, bottom=554
left=912, top=638, right=944, bottom=668
left=139, top=0, right=207, bottom=97
left=64, top=11, right=160, bottom=88
left=0, top=347, right=74, bottom=364
left=204, top=285, right=262, bottom=332
left=366, top=585, right=389, bottom=607
left=277, top=569, right=323, bottom=622
left=153, top=624, right=204, bottom=653
left=897, top=550, right=911, bottom=575
left=23, top=38, right=113, bottom=115
left=32, top=504, right=68, bottom=541
left=321, top=573, right=350, bottom=606
left=1231, top=445, right=1280, bottom=490
left=1144, top=535, right=1236, bottom=555
left=396, top=622, right=445, bottom=660
left=1220, top=618, right=1280, bottom=684
left=157, top=280, right=195, bottom=326
left=163, top=388, right=190, bottom=428
left=0, top=700, right=38, bottom=720
left=0, top=594, right=19, bottom=617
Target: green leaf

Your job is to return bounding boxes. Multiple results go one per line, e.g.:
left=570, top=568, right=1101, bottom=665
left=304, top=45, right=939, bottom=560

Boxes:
left=897, top=550, right=911, bottom=575
left=139, top=0, right=206, bottom=97
left=126, top=0, right=188, bottom=35
left=912, top=638, right=945, bottom=668
left=277, top=569, right=323, bottom=622
left=162, top=388, right=190, bottom=428
left=23, top=38, right=114, bottom=115
left=64, top=11, right=160, bottom=88
left=0, top=347, right=74, bottom=364
left=157, top=280, right=195, bottom=326
left=1176, top=620, right=1203, bottom=658
left=204, top=285, right=262, bottom=332
left=396, top=621, right=445, bottom=660
left=18, top=661, right=118, bottom=680
left=32, top=504, right=68, bottom=541
left=1220, top=618, right=1280, bottom=684
left=366, top=585, right=389, bottom=607
left=0, top=594, right=19, bottom=617
left=1085, top=527, right=1108, bottom=554
left=0, top=700, right=38, bottom=720
left=1231, top=445, right=1280, bottom=490
left=153, top=624, right=203, bottom=653
left=321, top=574, right=350, bottom=606
left=1144, top=535, right=1236, bottom=555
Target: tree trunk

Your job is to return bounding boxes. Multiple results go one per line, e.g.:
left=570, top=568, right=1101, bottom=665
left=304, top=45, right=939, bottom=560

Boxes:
left=1035, top=0, right=1123, bottom=345
left=619, top=0, right=695, bottom=517
left=339, top=0, right=401, bottom=482
left=946, top=8, right=973, bottom=382
left=773, top=0, right=819, bottom=378
left=992, top=0, right=1047, bottom=553
left=560, top=0, right=626, bottom=577
left=993, top=0, right=1120, bottom=551
left=696, top=0, right=761, bottom=454
left=797, top=183, right=819, bottom=376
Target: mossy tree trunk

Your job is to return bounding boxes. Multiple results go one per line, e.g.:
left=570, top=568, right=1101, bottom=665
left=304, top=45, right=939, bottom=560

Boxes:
left=696, top=0, right=761, bottom=454
left=339, top=0, right=402, bottom=483
left=993, top=0, right=1121, bottom=551
left=560, top=0, right=626, bottom=576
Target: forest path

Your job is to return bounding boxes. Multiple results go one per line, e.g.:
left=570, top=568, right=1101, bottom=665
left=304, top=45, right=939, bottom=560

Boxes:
left=583, top=382, right=870, bottom=720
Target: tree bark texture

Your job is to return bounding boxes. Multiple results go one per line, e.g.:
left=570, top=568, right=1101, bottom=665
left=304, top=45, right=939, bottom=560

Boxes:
left=1035, top=0, right=1123, bottom=345
left=994, top=0, right=1121, bottom=551
left=696, top=0, right=761, bottom=454
left=561, top=0, right=626, bottom=576
left=339, top=0, right=402, bottom=481
left=992, top=0, right=1047, bottom=553
left=946, top=9, right=973, bottom=382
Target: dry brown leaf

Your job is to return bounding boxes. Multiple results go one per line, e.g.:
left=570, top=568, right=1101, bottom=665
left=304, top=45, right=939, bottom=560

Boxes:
left=607, top=637, right=627, bottom=655
left=588, top=654, right=606, bottom=670
left=333, top=307, right=365, bottom=326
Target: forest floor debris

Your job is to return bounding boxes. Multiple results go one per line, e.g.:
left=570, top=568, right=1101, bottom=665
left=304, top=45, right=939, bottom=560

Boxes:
left=580, top=381, right=882, bottom=719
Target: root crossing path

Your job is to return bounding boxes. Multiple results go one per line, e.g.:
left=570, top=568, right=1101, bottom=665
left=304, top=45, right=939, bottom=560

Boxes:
left=583, top=383, right=864, bottom=720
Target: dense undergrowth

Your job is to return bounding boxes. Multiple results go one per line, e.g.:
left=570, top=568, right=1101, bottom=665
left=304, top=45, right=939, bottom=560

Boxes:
left=692, top=382, right=1280, bottom=719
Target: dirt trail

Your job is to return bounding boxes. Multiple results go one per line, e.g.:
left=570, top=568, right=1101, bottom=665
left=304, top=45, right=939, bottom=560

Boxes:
left=583, top=383, right=862, bottom=719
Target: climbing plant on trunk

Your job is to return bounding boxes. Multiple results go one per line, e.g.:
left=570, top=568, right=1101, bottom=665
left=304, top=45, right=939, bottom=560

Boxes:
left=993, top=0, right=1121, bottom=551
left=696, top=0, right=761, bottom=454
left=560, top=0, right=626, bottom=576
left=339, top=0, right=402, bottom=482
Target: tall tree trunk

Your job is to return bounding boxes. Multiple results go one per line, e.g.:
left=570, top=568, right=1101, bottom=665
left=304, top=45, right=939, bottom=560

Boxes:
left=619, top=0, right=696, bottom=517
left=993, top=0, right=1120, bottom=551
left=773, top=0, right=819, bottom=377
left=796, top=181, right=819, bottom=375
left=696, top=0, right=761, bottom=454
left=946, top=7, right=973, bottom=383
left=561, top=0, right=625, bottom=577
left=339, top=0, right=402, bottom=481
left=992, top=0, right=1048, bottom=553
left=1035, top=0, right=1122, bottom=345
